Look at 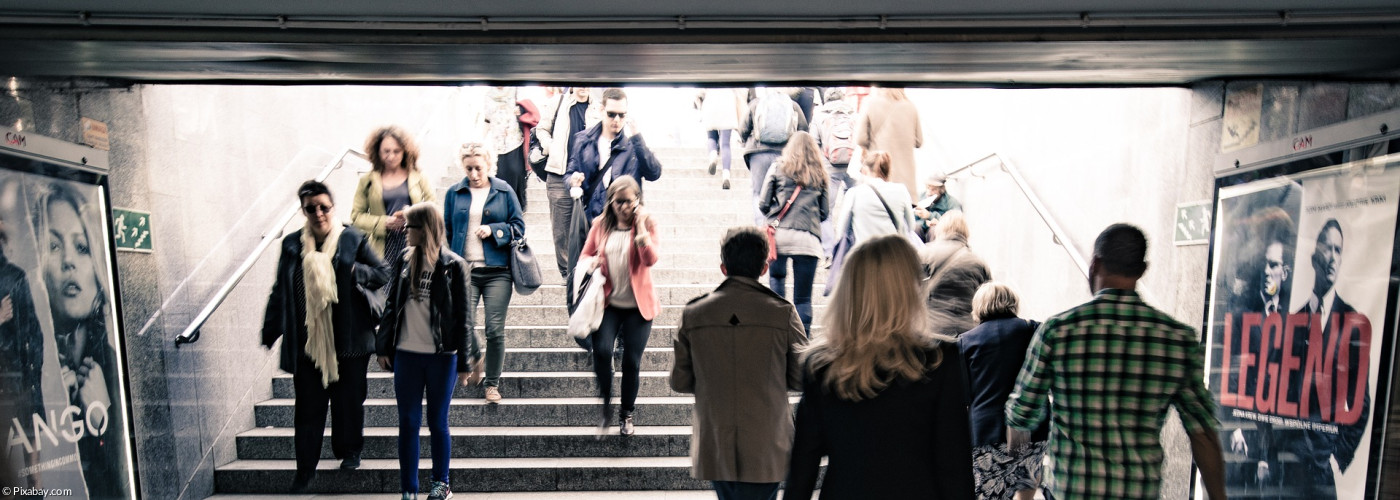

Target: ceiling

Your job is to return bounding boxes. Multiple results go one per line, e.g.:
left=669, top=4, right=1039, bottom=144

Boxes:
left=3, top=1, right=1400, bottom=86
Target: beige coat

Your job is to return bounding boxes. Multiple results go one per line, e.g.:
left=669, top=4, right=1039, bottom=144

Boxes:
left=350, top=170, right=435, bottom=258
left=536, top=92, right=602, bottom=175
left=856, top=95, right=924, bottom=198
left=670, top=277, right=806, bottom=483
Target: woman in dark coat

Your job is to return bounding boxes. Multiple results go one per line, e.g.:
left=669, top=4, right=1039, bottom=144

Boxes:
left=261, top=180, right=389, bottom=492
left=786, top=235, right=974, bottom=500
left=957, top=282, right=1047, bottom=500
left=920, top=211, right=990, bottom=337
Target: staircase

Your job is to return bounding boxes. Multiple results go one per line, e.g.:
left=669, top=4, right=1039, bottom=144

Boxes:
left=212, top=147, right=829, bottom=496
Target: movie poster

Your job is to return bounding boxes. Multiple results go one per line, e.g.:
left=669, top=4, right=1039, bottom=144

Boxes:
left=0, top=155, right=133, bottom=499
left=1206, top=155, right=1400, bottom=499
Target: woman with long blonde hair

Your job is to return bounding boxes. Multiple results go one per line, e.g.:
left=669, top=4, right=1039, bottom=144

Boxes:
left=376, top=202, right=482, bottom=500
left=757, top=130, right=829, bottom=335
left=785, top=235, right=974, bottom=500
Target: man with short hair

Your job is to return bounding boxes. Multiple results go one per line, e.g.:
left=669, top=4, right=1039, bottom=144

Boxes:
left=536, top=86, right=601, bottom=279
left=1005, top=223, right=1226, bottom=500
left=670, top=226, right=807, bottom=500
left=566, top=87, right=663, bottom=222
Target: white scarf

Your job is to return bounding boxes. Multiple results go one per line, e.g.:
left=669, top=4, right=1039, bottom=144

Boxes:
left=302, top=221, right=343, bottom=388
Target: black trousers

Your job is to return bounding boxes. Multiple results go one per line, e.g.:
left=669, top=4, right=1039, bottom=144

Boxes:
left=496, top=146, right=528, bottom=211
left=293, top=354, right=370, bottom=475
left=592, top=306, right=652, bottom=413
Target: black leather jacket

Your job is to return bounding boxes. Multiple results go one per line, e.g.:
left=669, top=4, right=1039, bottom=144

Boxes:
left=758, top=162, right=831, bottom=238
left=376, top=248, right=481, bottom=372
left=261, top=226, right=389, bottom=374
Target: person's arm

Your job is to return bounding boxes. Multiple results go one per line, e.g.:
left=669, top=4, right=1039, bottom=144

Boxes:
left=414, top=172, right=437, bottom=203
left=353, top=233, right=391, bottom=291
left=443, top=191, right=457, bottom=250
left=1190, top=429, right=1228, bottom=500
left=818, top=183, right=831, bottom=223
left=784, top=370, right=825, bottom=500
left=260, top=243, right=291, bottom=348
left=485, top=188, right=527, bottom=248
left=757, top=166, right=781, bottom=215
left=669, top=314, right=695, bottom=394
left=579, top=223, right=602, bottom=259
left=794, top=101, right=810, bottom=131
left=912, top=105, right=924, bottom=149
left=634, top=215, right=660, bottom=267
left=375, top=256, right=403, bottom=361
left=631, top=134, right=663, bottom=182
left=1005, top=320, right=1055, bottom=437
left=739, top=100, right=756, bottom=143
left=350, top=174, right=387, bottom=238
left=450, top=259, right=482, bottom=373
left=785, top=305, right=806, bottom=391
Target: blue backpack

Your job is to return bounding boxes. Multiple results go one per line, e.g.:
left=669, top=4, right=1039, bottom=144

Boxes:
left=755, top=93, right=798, bottom=145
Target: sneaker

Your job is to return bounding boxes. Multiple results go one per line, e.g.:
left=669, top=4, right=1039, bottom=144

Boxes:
left=427, top=480, right=453, bottom=500
left=485, top=386, right=502, bottom=404
left=401, top=493, right=418, bottom=500
left=721, top=170, right=731, bottom=190
left=619, top=411, right=636, bottom=436
left=707, top=151, right=719, bottom=175
left=339, top=454, right=361, bottom=470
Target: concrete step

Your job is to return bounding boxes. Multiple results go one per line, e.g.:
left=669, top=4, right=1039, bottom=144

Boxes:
left=273, top=371, right=685, bottom=400
left=366, top=348, right=678, bottom=374
left=474, top=303, right=828, bottom=327
left=209, top=491, right=734, bottom=499
left=236, top=425, right=693, bottom=460
left=532, top=267, right=830, bottom=287
left=521, top=211, right=753, bottom=227
left=522, top=199, right=768, bottom=216
left=214, top=456, right=709, bottom=493
left=509, top=284, right=832, bottom=307
left=522, top=185, right=757, bottom=201
left=252, top=396, right=802, bottom=428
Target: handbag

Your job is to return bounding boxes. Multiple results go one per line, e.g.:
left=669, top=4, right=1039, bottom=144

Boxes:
left=868, top=186, right=925, bottom=250
left=766, top=185, right=803, bottom=262
left=509, top=227, right=544, bottom=295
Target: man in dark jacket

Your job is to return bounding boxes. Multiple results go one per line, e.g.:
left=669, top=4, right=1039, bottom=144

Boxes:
left=566, top=88, right=663, bottom=221
left=670, top=227, right=806, bottom=500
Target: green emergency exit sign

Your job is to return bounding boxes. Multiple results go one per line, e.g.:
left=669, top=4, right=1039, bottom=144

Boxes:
left=1174, top=201, right=1211, bottom=246
left=112, top=208, right=153, bottom=252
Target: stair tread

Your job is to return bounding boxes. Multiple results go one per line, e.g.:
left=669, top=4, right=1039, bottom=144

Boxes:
left=208, top=492, right=727, bottom=499
left=220, top=456, right=694, bottom=470
left=274, top=371, right=673, bottom=379
left=241, top=426, right=692, bottom=437
left=257, top=396, right=699, bottom=406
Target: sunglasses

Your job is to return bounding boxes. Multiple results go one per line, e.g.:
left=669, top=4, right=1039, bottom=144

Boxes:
left=405, top=223, right=422, bottom=229
left=302, top=204, right=333, bottom=215
left=606, top=111, right=627, bottom=120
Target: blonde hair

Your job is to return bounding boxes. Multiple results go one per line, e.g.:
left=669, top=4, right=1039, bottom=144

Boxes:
left=935, top=210, right=968, bottom=241
left=802, top=235, right=943, bottom=402
left=971, top=281, right=1019, bottom=323
left=862, top=150, right=892, bottom=180
left=404, top=202, right=445, bottom=279
left=600, top=176, right=642, bottom=231
left=365, top=125, right=420, bottom=173
left=459, top=142, right=497, bottom=175
left=779, top=131, right=829, bottom=189
left=879, top=87, right=909, bottom=101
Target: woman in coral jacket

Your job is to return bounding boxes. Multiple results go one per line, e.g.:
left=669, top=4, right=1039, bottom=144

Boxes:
left=578, top=176, right=659, bottom=436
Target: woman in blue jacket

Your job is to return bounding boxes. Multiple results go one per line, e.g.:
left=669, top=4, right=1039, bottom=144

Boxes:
left=444, top=143, right=526, bottom=404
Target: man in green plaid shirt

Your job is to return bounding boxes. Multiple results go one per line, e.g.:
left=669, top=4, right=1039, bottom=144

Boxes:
left=1004, top=224, right=1226, bottom=500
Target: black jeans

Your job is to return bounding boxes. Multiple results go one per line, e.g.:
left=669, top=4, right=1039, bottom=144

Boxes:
left=293, top=354, right=369, bottom=475
left=592, top=306, right=652, bottom=413
left=769, top=254, right=818, bottom=336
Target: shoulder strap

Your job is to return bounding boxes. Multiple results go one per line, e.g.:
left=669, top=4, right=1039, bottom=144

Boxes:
left=867, top=185, right=903, bottom=232
left=774, top=185, right=804, bottom=225
left=549, top=93, right=565, bottom=130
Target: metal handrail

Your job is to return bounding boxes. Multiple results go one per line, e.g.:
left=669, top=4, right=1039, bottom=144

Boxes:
left=172, top=148, right=365, bottom=347
left=944, top=153, right=1090, bottom=278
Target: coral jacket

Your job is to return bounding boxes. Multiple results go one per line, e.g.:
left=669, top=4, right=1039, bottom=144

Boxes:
left=580, top=216, right=660, bottom=320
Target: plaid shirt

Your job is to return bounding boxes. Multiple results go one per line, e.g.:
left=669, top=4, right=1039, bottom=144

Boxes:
left=1004, top=289, right=1217, bottom=500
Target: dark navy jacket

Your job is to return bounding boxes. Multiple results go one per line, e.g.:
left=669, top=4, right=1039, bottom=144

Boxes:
left=564, top=123, right=663, bottom=220
left=958, top=316, right=1049, bottom=447
left=444, top=177, right=526, bottom=268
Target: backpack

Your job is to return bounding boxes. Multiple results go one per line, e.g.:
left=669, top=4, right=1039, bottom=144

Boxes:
left=755, top=93, right=798, bottom=145
left=820, top=110, right=855, bottom=164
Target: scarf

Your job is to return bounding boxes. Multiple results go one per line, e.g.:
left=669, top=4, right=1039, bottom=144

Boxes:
left=302, top=221, right=343, bottom=388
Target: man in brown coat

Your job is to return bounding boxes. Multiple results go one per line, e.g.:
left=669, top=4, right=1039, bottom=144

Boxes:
left=671, top=226, right=807, bottom=500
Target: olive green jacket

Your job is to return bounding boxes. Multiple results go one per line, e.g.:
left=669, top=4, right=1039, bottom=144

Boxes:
left=350, top=170, right=436, bottom=257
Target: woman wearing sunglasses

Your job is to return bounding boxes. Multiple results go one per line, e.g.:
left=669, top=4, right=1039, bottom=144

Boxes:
left=444, top=143, right=526, bottom=404
left=261, top=180, right=390, bottom=492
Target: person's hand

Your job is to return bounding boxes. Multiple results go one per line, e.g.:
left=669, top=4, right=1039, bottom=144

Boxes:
left=378, top=356, right=392, bottom=371
left=624, top=116, right=639, bottom=137
left=1007, top=427, right=1030, bottom=453
left=76, top=358, right=111, bottom=426
left=0, top=295, right=12, bottom=325
left=386, top=212, right=406, bottom=231
left=465, top=357, right=485, bottom=386
left=475, top=226, right=491, bottom=240
left=914, top=208, right=932, bottom=220
left=633, top=206, right=650, bottom=231
left=1256, top=460, right=1270, bottom=481
left=570, top=173, right=584, bottom=188
left=1230, top=428, right=1248, bottom=455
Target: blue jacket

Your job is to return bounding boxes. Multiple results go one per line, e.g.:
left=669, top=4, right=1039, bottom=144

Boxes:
left=957, top=316, right=1047, bottom=448
left=444, top=177, right=526, bottom=268
left=565, top=123, right=663, bottom=220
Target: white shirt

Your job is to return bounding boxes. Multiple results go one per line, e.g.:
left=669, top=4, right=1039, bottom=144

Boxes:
left=598, top=136, right=615, bottom=189
left=464, top=186, right=490, bottom=262
left=605, top=229, right=636, bottom=308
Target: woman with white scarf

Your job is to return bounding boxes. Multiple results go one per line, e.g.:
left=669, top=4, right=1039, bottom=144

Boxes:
left=261, top=180, right=390, bottom=493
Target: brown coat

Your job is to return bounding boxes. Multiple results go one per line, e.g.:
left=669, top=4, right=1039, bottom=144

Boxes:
left=856, top=94, right=924, bottom=198
left=670, top=276, right=807, bottom=483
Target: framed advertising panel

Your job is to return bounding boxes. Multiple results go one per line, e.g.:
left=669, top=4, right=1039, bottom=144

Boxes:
left=1205, top=121, right=1400, bottom=499
left=0, top=126, right=137, bottom=500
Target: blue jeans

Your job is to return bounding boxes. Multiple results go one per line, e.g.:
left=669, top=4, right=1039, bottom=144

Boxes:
left=769, top=254, right=818, bottom=336
left=745, top=151, right=780, bottom=226
left=706, top=129, right=734, bottom=172
left=393, top=351, right=458, bottom=493
left=713, top=481, right=779, bottom=500
left=469, top=266, right=513, bottom=387
left=821, top=164, right=850, bottom=257
left=592, top=306, right=652, bottom=413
